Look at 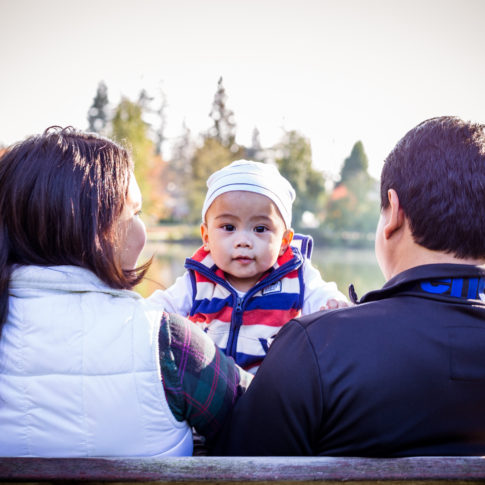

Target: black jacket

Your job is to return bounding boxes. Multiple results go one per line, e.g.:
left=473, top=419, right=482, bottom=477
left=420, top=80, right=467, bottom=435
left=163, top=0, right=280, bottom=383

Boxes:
left=213, top=264, right=485, bottom=456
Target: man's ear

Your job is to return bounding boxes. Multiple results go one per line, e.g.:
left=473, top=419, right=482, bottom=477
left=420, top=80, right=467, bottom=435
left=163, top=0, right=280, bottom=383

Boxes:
left=279, top=229, right=294, bottom=255
left=200, top=223, right=210, bottom=251
left=384, top=189, right=405, bottom=240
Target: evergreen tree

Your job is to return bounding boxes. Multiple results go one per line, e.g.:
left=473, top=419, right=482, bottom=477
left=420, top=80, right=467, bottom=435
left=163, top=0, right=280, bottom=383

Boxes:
left=339, top=140, right=369, bottom=184
left=251, top=127, right=262, bottom=152
left=137, top=88, right=153, bottom=112
left=326, top=141, right=379, bottom=236
left=209, top=76, right=237, bottom=149
left=87, top=81, right=109, bottom=134
left=245, top=127, right=263, bottom=161
left=136, top=87, right=168, bottom=157
left=137, top=88, right=157, bottom=136
left=170, top=121, right=193, bottom=183
left=154, top=88, right=168, bottom=157
left=275, top=130, right=326, bottom=229
left=165, top=121, right=193, bottom=220
left=183, top=78, right=244, bottom=222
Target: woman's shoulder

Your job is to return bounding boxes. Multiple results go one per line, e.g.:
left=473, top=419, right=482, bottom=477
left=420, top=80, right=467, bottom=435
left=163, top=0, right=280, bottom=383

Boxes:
left=10, top=265, right=142, bottom=299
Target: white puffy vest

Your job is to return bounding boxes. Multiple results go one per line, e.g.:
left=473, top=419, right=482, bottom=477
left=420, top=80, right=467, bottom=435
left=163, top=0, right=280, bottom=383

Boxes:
left=0, top=266, right=192, bottom=457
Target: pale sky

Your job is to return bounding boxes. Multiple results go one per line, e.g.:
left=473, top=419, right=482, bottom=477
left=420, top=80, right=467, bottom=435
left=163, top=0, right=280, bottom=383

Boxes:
left=1, top=0, right=484, bottom=179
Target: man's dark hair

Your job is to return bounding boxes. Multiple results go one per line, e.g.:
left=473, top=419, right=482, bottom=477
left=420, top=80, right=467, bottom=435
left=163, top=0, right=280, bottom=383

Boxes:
left=381, top=116, right=485, bottom=259
left=0, top=127, right=150, bottom=328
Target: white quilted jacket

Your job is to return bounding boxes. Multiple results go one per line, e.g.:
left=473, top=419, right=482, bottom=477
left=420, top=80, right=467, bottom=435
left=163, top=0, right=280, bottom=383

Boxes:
left=0, top=265, right=192, bottom=457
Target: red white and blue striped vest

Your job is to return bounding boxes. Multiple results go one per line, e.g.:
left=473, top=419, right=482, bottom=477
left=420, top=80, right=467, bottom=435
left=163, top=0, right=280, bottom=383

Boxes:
left=185, top=234, right=313, bottom=371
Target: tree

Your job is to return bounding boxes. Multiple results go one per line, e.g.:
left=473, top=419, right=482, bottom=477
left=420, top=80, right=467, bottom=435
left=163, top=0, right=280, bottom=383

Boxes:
left=326, top=141, right=379, bottom=236
left=111, top=97, right=159, bottom=219
left=87, top=81, right=109, bottom=134
left=135, top=87, right=168, bottom=157
left=164, top=121, right=194, bottom=220
left=208, top=77, right=237, bottom=150
left=182, top=78, right=245, bottom=223
left=275, top=130, right=326, bottom=230
left=245, top=127, right=263, bottom=161
left=186, top=137, right=238, bottom=223
left=154, top=87, right=168, bottom=157
left=339, top=140, right=369, bottom=184
left=137, top=88, right=153, bottom=112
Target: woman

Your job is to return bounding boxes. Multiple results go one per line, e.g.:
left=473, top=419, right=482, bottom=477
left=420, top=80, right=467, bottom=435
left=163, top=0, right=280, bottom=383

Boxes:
left=0, top=127, right=251, bottom=457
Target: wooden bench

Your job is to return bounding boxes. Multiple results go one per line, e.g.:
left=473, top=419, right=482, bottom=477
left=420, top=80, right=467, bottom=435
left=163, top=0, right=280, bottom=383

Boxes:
left=1, top=456, right=485, bottom=484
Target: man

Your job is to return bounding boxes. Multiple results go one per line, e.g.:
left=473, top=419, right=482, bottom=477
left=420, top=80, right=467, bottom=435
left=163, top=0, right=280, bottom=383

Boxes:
left=212, top=116, right=485, bottom=456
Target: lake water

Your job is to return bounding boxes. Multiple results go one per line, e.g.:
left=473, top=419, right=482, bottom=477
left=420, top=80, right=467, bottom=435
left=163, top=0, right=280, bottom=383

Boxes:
left=136, top=241, right=385, bottom=300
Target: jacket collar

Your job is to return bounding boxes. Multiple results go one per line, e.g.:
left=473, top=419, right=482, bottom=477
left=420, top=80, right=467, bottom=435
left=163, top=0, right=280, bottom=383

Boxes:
left=351, top=263, right=485, bottom=304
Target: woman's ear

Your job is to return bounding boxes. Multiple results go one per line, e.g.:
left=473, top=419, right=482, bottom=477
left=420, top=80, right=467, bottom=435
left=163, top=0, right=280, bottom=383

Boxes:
left=200, top=223, right=210, bottom=251
left=384, top=189, right=405, bottom=240
left=279, top=229, right=294, bottom=255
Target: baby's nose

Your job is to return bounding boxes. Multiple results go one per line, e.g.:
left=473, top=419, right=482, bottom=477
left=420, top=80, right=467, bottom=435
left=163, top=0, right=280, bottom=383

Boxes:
left=235, top=231, right=252, bottom=247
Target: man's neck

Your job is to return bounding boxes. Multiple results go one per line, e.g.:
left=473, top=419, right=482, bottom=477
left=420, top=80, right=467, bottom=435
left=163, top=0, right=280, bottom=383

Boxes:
left=388, top=238, right=485, bottom=280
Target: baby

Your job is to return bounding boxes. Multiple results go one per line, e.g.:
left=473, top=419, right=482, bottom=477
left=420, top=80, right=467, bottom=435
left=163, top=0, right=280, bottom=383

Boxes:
left=150, top=160, right=347, bottom=371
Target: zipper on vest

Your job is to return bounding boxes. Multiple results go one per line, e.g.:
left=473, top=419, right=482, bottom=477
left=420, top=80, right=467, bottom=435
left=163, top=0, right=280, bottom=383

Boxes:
left=235, top=296, right=243, bottom=312
left=227, top=295, right=244, bottom=358
left=226, top=258, right=303, bottom=359
left=185, top=260, right=241, bottom=359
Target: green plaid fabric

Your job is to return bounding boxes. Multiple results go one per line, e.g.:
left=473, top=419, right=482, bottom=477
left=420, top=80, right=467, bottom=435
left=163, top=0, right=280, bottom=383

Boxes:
left=159, top=312, right=252, bottom=439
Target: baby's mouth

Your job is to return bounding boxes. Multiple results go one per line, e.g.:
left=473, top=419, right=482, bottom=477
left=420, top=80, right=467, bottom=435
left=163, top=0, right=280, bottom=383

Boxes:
left=233, top=256, right=253, bottom=263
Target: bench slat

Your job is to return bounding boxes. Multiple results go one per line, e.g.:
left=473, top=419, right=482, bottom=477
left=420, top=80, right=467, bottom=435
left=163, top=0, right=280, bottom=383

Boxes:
left=1, top=456, right=485, bottom=483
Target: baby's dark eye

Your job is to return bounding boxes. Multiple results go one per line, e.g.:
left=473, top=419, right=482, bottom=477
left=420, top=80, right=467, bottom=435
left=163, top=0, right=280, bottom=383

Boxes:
left=254, top=226, right=268, bottom=233
left=222, top=224, right=235, bottom=232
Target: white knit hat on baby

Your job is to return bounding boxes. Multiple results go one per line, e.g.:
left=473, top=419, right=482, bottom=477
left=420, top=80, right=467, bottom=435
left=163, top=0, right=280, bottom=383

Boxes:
left=201, top=159, right=296, bottom=228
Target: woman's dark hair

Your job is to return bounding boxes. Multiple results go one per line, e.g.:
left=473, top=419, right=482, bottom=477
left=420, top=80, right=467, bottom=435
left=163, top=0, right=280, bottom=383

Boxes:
left=0, top=126, right=150, bottom=329
left=380, top=116, right=485, bottom=259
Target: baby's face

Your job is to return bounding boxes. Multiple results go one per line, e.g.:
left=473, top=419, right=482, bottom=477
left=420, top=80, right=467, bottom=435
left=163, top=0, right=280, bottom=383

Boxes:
left=201, top=191, right=293, bottom=292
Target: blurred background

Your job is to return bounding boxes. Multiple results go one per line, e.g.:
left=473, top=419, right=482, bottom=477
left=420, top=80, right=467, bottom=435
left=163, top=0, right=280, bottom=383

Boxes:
left=1, top=0, right=484, bottom=296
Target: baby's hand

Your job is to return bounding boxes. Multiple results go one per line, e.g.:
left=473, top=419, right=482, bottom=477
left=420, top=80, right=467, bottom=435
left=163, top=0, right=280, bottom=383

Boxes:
left=320, top=299, right=351, bottom=310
